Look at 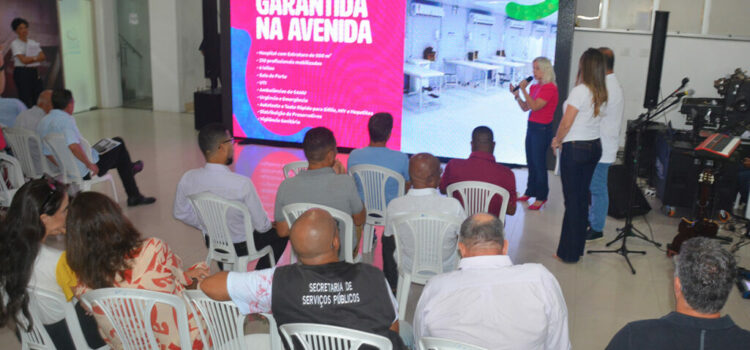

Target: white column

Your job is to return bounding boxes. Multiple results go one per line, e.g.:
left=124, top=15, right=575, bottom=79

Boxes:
left=702, top=0, right=711, bottom=35
left=600, top=0, right=609, bottom=29
left=92, top=0, right=123, bottom=108
left=148, top=0, right=183, bottom=112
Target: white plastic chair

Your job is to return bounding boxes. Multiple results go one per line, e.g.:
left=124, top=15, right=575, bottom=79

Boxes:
left=183, top=290, right=282, bottom=350
left=28, top=288, right=109, bottom=350
left=419, top=337, right=487, bottom=350
left=188, top=192, right=276, bottom=272
left=282, top=203, right=357, bottom=263
left=0, top=152, right=26, bottom=207
left=3, top=127, right=60, bottom=179
left=446, top=181, right=510, bottom=224
left=15, top=297, right=56, bottom=350
left=282, top=161, right=308, bottom=179
left=391, top=212, right=463, bottom=320
left=80, top=288, right=192, bottom=350
left=43, top=133, right=118, bottom=202
left=349, top=164, right=405, bottom=254
left=280, top=323, right=392, bottom=350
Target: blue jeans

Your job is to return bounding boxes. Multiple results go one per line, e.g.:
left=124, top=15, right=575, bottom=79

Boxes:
left=557, top=139, right=601, bottom=262
left=588, top=162, right=611, bottom=232
left=525, top=121, right=553, bottom=200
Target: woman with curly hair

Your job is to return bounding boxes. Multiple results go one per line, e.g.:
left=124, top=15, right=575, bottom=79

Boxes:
left=64, top=191, right=210, bottom=349
left=0, top=179, right=104, bottom=349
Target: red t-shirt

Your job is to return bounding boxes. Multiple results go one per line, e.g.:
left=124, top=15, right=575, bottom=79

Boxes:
left=439, top=152, right=516, bottom=216
left=527, top=82, right=559, bottom=125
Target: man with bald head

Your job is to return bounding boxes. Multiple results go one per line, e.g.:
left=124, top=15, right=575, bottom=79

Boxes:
left=201, top=208, right=404, bottom=348
left=382, top=153, right=466, bottom=288
left=15, top=89, right=52, bottom=131
left=440, top=126, right=516, bottom=215
left=414, top=214, right=571, bottom=349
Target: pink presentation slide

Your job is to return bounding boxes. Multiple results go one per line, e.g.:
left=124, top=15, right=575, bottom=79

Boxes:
left=230, top=0, right=406, bottom=149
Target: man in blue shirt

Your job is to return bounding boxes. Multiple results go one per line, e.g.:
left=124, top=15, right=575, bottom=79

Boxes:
left=0, top=96, right=27, bottom=127
left=37, top=89, right=155, bottom=206
left=347, top=112, right=410, bottom=203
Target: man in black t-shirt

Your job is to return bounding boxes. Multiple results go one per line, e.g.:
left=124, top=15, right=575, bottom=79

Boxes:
left=606, top=237, right=750, bottom=350
left=201, top=208, right=404, bottom=349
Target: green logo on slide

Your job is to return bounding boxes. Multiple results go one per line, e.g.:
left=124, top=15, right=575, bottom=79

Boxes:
left=506, top=0, right=559, bottom=21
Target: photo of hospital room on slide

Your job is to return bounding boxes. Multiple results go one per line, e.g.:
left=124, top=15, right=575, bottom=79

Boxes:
left=401, top=0, right=558, bottom=165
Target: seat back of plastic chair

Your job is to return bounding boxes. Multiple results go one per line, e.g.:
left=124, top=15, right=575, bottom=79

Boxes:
left=80, top=288, right=192, bottom=350
left=43, top=133, right=82, bottom=184
left=29, top=288, right=103, bottom=350
left=392, top=212, right=462, bottom=282
left=349, top=164, right=405, bottom=220
left=282, top=161, right=308, bottom=179
left=419, top=337, right=488, bottom=350
left=3, top=127, right=52, bottom=179
left=188, top=192, right=257, bottom=269
left=280, top=323, right=392, bottom=350
left=446, top=181, right=510, bottom=224
left=183, top=290, right=245, bottom=350
left=282, top=203, right=355, bottom=262
left=15, top=296, right=56, bottom=350
left=0, top=152, right=25, bottom=206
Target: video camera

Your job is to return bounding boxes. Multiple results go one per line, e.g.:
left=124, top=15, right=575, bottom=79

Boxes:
left=682, top=68, right=750, bottom=136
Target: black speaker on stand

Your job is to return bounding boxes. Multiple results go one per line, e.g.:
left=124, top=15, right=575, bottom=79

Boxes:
left=588, top=11, right=670, bottom=274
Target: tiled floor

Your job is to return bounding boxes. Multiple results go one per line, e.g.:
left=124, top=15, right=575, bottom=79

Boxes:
left=3, top=108, right=750, bottom=349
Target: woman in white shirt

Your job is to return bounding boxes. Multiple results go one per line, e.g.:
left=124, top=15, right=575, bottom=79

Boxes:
left=551, top=48, right=608, bottom=263
left=10, top=17, right=45, bottom=108
left=0, top=179, right=104, bottom=349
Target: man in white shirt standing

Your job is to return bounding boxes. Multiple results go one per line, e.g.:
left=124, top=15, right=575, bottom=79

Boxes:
left=587, top=47, right=624, bottom=241
left=174, top=123, right=287, bottom=270
left=414, top=213, right=571, bottom=350
left=10, top=17, right=46, bottom=108
left=383, top=153, right=466, bottom=289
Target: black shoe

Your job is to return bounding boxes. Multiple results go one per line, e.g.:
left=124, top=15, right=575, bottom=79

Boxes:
left=132, top=160, right=144, bottom=175
left=586, top=228, right=603, bottom=242
left=127, top=195, right=156, bottom=207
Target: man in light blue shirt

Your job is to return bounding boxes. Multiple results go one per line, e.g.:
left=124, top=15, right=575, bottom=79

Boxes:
left=0, top=96, right=27, bottom=127
left=347, top=112, right=410, bottom=204
left=37, top=89, right=155, bottom=206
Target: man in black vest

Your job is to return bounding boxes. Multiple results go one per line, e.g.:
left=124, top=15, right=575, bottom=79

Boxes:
left=201, top=208, right=404, bottom=349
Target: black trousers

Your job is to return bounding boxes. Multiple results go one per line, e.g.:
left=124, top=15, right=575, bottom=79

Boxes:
left=382, top=235, right=398, bottom=290
left=43, top=302, right=106, bottom=350
left=95, top=137, right=140, bottom=199
left=204, top=227, right=287, bottom=270
left=13, top=67, right=43, bottom=108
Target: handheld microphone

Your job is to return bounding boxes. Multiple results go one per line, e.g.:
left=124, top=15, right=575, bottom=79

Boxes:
left=671, top=77, right=689, bottom=95
left=512, top=76, right=533, bottom=92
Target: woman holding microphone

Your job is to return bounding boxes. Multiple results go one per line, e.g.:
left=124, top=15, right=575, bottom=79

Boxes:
left=10, top=17, right=45, bottom=108
left=552, top=48, right=608, bottom=263
left=511, top=57, right=559, bottom=210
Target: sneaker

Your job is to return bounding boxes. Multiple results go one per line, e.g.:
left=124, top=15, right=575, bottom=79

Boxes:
left=132, top=160, right=144, bottom=175
left=127, top=195, right=156, bottom=207
left=586, top=228, right=603, bottom=242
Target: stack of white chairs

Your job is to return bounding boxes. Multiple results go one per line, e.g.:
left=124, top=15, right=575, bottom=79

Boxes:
left=43, top=133, right=118, bottom=202
left=348, top=164, right=405, bottom=254
left=445, top=181, right=510, bottom=224
left=280, top=323, right=392, bottom=350
left=282, top=203, right=357, bottom=263
left=188, top=191, right=276, bottom=272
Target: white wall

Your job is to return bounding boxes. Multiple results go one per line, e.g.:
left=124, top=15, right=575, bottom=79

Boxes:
left=177, top=0, right=206, bottom=110
left=148, top=0, right=181, bottom=112
left=92, top=0, right=122, bottom=108
left=570, top=29, right=750, bottom=145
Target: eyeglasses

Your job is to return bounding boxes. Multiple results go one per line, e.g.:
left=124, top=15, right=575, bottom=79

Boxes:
left=221, top=138, right=237, bottom=146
